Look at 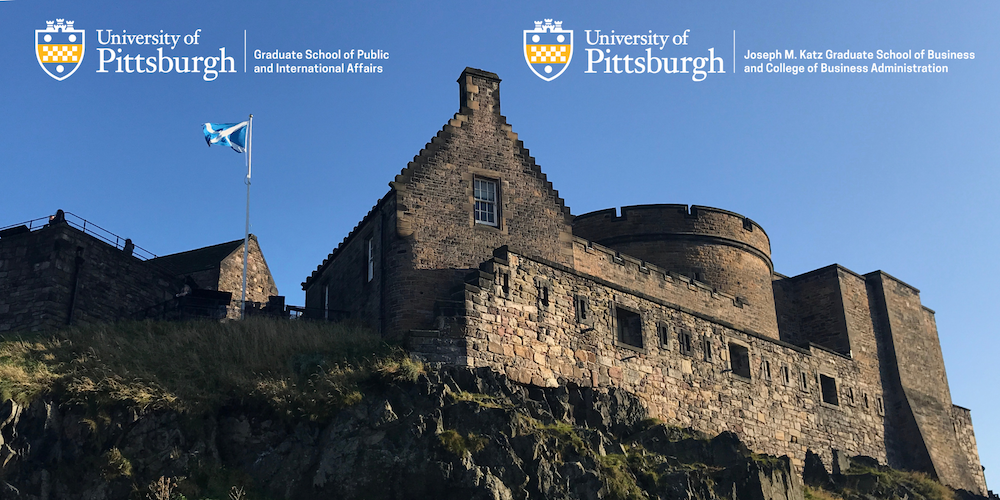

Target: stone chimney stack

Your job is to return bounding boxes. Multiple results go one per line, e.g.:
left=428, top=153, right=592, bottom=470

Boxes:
left=458, top=67, right=502, bottom=115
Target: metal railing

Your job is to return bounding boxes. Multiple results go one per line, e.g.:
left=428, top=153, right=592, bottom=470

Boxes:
left=0, top=210, right=158, bottom=260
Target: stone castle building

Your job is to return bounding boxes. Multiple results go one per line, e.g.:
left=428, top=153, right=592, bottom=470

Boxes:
left=303, top=68, right=988, bottom=494
left=0, top=210, right=278, bottom=331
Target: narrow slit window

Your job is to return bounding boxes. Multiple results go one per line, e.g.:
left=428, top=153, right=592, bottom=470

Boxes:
left=702, top=336, right=712, bottom=361
left=474, top=177, right=499, bottom=226
left=574, top=295, right=590, bottom=323
left=366, top=236, right=375, bottom=282
left=678, top=330, right=694, bottom=356
left=657, top=324, right=669, bottom=348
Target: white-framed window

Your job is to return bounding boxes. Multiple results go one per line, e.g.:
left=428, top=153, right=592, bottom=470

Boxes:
left=474, top=177, right=499, bottom=226
left=366, top=236, right=374, bottom=282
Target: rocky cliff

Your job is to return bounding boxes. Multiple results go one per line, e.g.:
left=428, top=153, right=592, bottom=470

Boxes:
left=0, top=365, right=980, bottom=500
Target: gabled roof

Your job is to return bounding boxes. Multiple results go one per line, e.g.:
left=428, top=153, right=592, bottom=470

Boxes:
left=150, top=237, right=246, bottom=276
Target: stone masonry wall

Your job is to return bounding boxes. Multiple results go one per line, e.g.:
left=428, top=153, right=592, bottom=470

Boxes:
left=951, top=405, right=988, bottom=494
left=304, top=196, right=394, bottom=332
left=574, top=205, right=778, bottom=338
left=218, top=235, right=279, bottom=318
left=0, top=223, right=181, bottom=332
left=570, top=238, right=773, bottom=342
left=866, top=271, right=985, bottom=493
left=383, top=68, right=575, bottom=336
left=415, top=247, right=889, bottom=473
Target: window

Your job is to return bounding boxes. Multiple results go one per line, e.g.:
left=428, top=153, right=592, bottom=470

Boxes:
left=474, top=177, right=499, bottom=226
left=846, top=387, right=855, bottom=406
left=876, top=397, right=884, bottom=415
left=762, top=359, right=772, bottom=381
left=657, top=324, right=669, bottom=348
left=702, top=336, right=712, bottom=362
left=323, top=284, right=330, bottom=320
left=781, top=365, right=790, bottom=385
left=820, top=374, right=839, bottom=405
left=539, top=285, right=550, bottom=308
left=728, top=343, right=751, bottom=379
left=616, top=307, right=643, bottom=349
left=366, top=236, right=375, bottom=282
left=575, top=295, right=590, bottom=323
left=800, top=372, right=809, bottom=392
left=863, top=393, right=870, bottom=409
left=678, top=330, right=694, bottom=356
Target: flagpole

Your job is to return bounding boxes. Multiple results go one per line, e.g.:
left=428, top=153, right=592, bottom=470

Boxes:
left=241, top=114, right=252, bottom=319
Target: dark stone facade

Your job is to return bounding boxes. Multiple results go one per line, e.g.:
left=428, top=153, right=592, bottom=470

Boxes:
left=302, top=67, right=987, bottom=494
left=0, top=216, right=278, bottom=329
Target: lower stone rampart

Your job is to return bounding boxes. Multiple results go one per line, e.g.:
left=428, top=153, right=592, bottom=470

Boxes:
left=411, top=247, right=889, bottom=472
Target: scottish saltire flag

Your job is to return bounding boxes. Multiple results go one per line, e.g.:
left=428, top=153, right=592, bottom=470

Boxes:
left=203, top=121, right=248, bottom=152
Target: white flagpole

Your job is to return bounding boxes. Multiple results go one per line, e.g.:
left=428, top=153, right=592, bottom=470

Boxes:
left=241, top=114, right=253, bottom=319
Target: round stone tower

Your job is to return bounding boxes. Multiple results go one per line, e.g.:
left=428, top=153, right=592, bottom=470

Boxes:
left=573, top=204, right=778, bottom=338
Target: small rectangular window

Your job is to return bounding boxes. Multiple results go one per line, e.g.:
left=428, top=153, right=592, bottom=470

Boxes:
left=616, top=307, right=643, bottom=349
left=678, top=330, right=694, bottom=356
left=702, top=336, right=712, bottom=362
left=762, top=359, right=772, bottom=381
left=474, top=177, right=499, bottom=226
left=657, top=324, right=669, bottom=348
left=846, top=387, right=855, bottom=405
left=801, top=372, right=809, bottom=392
left=820, top=374, right=839, bottom=406
left=574, top=295, right=589, bottom=323
left=781, top=365, right=790, bottom=385
left=877, top=397, right=884, bottom=415
left=728, top=343, right=751, bottom=379
left=863, top=393, right=870, bottom=409
left=366, top=236, right=375, bottom=282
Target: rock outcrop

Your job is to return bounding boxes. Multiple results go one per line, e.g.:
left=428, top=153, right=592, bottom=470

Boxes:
left=0, top=367, right=940, bottom=499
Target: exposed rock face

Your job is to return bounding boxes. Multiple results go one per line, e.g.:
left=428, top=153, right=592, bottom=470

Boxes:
left=0, top=367, right=856, bottom=499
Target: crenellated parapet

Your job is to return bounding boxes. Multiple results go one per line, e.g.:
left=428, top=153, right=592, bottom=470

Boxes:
left=574, top=204, right=778, bottom=338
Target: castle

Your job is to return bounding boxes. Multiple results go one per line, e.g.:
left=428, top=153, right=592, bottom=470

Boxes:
left=302, top=67, right=988, bottom=494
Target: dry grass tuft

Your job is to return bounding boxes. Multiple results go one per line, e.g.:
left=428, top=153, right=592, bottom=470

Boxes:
left=0, top=318, right=412, bottom=418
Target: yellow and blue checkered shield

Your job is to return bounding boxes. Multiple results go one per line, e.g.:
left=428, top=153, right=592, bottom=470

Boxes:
left=524, top=20, right=573, bottom=82
left=36, top=20, right=85, bottom=81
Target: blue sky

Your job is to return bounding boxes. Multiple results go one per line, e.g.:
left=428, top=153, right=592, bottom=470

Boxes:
left=2, top=0, right=997, bottom=487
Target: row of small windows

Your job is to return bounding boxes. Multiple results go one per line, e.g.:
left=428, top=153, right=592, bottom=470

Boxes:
left=603, top=305, right=885, bottom=414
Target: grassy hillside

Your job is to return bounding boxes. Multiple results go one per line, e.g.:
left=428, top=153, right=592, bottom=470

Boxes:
left=0, top=318, right=421, bottom=419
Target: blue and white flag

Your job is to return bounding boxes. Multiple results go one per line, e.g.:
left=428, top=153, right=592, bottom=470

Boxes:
left=203, top=121, right=248, bottom=152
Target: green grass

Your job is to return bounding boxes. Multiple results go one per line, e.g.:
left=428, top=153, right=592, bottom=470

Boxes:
left=438, top=429, right=488, bottom=456
left=0, top=318, right=420, bottom=419
left=844, top=464, right=955, bottom=500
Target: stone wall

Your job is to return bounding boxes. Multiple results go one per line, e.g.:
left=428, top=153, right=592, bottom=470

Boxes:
left=218, top=235, right=279, bottom=318
left=0, top=222, right=181, bottom=332
left=413, top=246, right=890, bottom=472
left=574, top=205, right=778, bottom=338
left=951, top=405, right=988, bottom=494
left=304, top=196, right=394, bottom=331
left=866, top=271, right=984, bottom=493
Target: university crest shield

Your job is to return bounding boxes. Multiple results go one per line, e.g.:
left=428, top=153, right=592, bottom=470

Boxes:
left=36, top=19, right=85, bottom=81
left=523, top=20, right=572, bottom=82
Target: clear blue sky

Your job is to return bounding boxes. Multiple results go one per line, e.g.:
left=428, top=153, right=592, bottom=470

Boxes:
left=2, top=0, right=997, bottom=487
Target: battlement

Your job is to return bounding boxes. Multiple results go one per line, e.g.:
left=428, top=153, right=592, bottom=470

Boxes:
left=575, top=204, right=770, bottom=259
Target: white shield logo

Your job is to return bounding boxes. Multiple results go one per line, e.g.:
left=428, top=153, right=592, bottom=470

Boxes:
left=523, top=20, right=573, bottom=82
left=36, top=19, right=85, bottom=81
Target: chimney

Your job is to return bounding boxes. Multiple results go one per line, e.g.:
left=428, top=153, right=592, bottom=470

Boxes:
left=458, top=67, right=502, bottom=115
